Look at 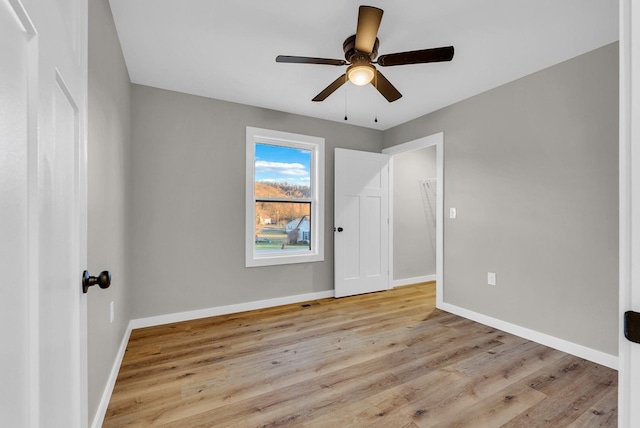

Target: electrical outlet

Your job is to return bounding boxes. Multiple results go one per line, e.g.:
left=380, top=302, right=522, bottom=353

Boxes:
left=449, top=207, right=457, bottom=219
left=487, top=272, right=497, bottom=286
left=110, top=301, right=115, bottom=323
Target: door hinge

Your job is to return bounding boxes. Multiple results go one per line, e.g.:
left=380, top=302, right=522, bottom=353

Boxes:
left=624, top=311, right=640, bottom=344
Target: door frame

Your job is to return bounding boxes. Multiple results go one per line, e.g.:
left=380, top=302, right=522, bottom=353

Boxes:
left=382, top=132, right=444, bottom=305
left=619, top=0, right=639, bottom=424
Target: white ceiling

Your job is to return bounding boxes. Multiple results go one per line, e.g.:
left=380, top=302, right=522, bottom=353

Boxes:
left=108, top=0, right=618, bottom=131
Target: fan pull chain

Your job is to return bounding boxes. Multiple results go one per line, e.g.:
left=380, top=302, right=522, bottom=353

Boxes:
left=344, top=79, right=348, bottom=121
left=374, top=72, right=378, bottom=123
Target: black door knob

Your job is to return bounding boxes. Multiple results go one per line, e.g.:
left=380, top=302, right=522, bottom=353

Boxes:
left=337, top=227, right=344, bottom=232
left=82, top=270, right=111, bottom=293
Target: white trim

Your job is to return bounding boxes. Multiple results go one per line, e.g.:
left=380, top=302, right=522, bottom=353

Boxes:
left=619, top=0, right=640, bottom=425
left=90, top=326, right=131, bottom=428
left=382, top=132, right=444, bottom=306
left=130, top=290, right=335, bottom=330
left=619, top=0, right=631, bottom=422
left=385, top=156, right=395, bottom=290
left=439, top=302, right=618, bottom=370
left=392, top=275, right=436, bottom=288
left=245, top=127, right=325, bottom=267
left=382, top=133, right=443, bottom=155
left=18, top=0, right=40, bottom=424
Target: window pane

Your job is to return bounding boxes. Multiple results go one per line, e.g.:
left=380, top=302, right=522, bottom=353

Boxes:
left=255, top=201, right=311, bottom=253
left=254, top=143, right=311, bottom=199
left=246, top=127, right=324, bottom=267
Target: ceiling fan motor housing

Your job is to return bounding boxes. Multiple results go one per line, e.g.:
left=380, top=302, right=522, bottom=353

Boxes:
left=343, top=34, right=379, bottom=62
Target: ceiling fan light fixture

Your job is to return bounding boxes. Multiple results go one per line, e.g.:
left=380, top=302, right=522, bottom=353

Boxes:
left=347, top=63, right=375, bottom=86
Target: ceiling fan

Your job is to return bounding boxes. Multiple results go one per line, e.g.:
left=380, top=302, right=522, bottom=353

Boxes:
left=275, top=5, right=454, bottom=103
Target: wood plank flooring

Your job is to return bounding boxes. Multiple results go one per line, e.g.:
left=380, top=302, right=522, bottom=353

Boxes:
left=104, top=282, right=617, bottom=427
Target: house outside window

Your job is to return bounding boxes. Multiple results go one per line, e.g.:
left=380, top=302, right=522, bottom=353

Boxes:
left=245, top=127, right=324, bottom=267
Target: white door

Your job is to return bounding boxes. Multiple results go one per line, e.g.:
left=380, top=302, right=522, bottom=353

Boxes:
left=334, top=148, right=389, bottom=298
left=0, top=0, right=88, bottom=426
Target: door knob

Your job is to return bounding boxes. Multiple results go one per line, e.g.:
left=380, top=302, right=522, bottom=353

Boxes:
left=82, top=270, right=111, bottom=294
left=337, top=227, right=344, bottom=232
left=625, top=311, right=640, bottom=344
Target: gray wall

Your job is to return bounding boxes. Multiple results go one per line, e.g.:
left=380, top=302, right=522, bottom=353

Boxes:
left=87, top=0, right=132, bottom=420
left=383, top=43, right=619, bottom=356
left=393, top=147, right=437, bottom=280
left=84, top=15, right=618, bottom=420
left=130, top=85, right=382, bottom=319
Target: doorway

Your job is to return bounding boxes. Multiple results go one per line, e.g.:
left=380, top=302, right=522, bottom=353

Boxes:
left=382, top=132, right=444, bottom=305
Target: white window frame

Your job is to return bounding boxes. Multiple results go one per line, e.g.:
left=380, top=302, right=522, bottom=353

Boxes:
left=245, top=127, right=325, bottom=267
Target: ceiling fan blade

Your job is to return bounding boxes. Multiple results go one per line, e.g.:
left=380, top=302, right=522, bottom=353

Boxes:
left=377, top=46, right=454, bottom=67
left=355, top=6, right=383, bottom=54
left=312, top=74, right=347, bottom=102
left=276, top=55, right=347, bottom=66
left=373, top=70, right=402, bottom=102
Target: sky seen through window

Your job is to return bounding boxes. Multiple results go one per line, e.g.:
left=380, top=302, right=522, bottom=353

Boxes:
left=255, top=143, right=311, bottom=185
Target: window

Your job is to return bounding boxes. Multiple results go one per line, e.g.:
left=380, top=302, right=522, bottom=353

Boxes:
left=245, top=127, right=324, bottom=267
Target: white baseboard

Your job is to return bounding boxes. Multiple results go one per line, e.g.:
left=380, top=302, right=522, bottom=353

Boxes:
left=392, top=274, right=436, bottom=288
left=91, top=324, right=132, bottom=428
left=438, top=301, right=618, bottom=370
left=130, top=289, right=335, bottom=330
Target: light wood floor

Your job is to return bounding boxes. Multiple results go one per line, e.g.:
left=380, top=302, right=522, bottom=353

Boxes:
left=104, top=282, right=617, bottom=427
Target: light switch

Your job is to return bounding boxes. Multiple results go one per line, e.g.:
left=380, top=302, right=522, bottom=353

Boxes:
left=449, top=208, right=457, bottom=219
left=488, top=272, right=497, bottom=286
